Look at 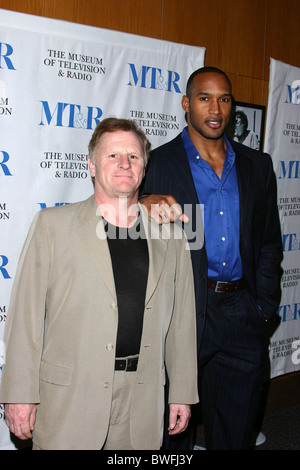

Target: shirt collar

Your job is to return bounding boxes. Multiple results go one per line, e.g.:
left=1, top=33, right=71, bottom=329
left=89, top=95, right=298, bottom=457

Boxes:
left=181, top=126, right=236, bottom=167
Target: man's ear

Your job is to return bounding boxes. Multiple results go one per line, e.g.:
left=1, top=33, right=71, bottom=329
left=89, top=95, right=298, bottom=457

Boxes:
left=88, top=157, right=95, bottom=177
left=181, top=95, right=190, bottom=113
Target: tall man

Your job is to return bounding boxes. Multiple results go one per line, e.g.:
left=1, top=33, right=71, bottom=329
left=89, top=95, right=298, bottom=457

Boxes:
left=0, top=118, right=198, bottom=450
left=141, top=67, right=282, bottom=450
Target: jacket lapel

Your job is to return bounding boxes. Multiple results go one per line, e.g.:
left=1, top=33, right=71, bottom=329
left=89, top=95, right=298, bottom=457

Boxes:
left=232, top=143, right=252, bottom=239
left=167, top=136, right=200, bottom=204
left=76, top=196, right=117, bottom=301
left=76, top=197, right=168, bottom=305
left=139, top=204, right=168, bottom=305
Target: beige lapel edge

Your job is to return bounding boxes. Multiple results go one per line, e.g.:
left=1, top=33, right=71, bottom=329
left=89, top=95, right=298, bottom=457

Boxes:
left=76, top=195, right=117, bottom=301
left=75, top=197, right=168, bottom=305
left=138, top=203, right=168, bottom=305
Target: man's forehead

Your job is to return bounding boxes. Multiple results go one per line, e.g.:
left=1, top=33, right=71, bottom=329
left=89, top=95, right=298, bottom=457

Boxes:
left=192, top=72, right=232, bottom=94
left=97, top=130, right=142, bottom=150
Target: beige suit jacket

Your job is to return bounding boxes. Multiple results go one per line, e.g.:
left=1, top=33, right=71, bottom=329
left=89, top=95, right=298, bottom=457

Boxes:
left=0, top=195, right=198, bottom=450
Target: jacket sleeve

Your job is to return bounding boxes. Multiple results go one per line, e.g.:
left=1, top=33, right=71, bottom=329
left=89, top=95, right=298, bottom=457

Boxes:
left=255, top=154, right=283, bottom=319
left=0, top=211, right=50, bottom=404
left=141, top=150, right=166, bottom=196
left=165, top=227, right=199, bottom=405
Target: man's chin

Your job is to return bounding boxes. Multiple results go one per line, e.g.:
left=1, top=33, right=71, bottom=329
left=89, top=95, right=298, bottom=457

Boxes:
left=114, top=187, right=139, bottom=199
left=201, top=129, right=225, bottom=140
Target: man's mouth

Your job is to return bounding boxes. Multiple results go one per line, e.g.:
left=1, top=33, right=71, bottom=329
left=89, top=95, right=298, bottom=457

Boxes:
left=206, top=119, right=222, bottom=129
left=114, top=173, right=133, bottom=178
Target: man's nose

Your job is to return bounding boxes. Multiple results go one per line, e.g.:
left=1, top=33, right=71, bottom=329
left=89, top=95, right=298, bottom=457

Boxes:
left=118, top=154, right=131, bottom=168
left=209, top=99, right=221, bottom=114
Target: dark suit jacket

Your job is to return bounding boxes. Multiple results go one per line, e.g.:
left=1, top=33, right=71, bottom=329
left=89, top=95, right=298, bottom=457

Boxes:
left=142, top=133, right=282, bottom=347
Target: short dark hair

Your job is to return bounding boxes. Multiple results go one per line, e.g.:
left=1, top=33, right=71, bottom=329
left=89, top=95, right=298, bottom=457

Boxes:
left=88, top=117, right=151, bottom=166
left=186, top=66, right=232, bottom=98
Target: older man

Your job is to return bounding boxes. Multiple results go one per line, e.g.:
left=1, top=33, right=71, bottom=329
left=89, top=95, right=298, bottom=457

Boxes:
left=0, top=118, right=198, bottom=450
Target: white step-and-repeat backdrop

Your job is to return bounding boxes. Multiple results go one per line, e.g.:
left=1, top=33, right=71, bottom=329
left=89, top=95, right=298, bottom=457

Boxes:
left=0, top=8, right=205, bottom=450
left=264, top=58, right=300, bottom=378
left=1, top=9, right=299, bottom=451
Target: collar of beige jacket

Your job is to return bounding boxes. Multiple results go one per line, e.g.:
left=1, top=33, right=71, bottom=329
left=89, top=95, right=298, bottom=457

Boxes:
left=76, top=195, right=168, bottom=305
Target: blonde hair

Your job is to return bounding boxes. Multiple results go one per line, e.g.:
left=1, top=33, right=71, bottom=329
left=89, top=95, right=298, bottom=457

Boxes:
left=88, top=117, right=151, bottom=167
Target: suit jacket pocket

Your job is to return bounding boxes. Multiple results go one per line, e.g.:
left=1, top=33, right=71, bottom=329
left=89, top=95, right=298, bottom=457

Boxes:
left=40, top=361, right=72, bottom=386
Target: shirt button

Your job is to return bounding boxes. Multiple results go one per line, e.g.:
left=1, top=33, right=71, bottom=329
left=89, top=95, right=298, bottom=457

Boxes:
left=110, top=302, right=117, bottom=309
left=223, top=262, right=226, bottom=266
left=220, top=211, right=224, bottom=215
left=222, top=237, right=226, bottom=241
left=103, top=382, right=110, bottom=388
left=106, top=343, right=114, bottom=351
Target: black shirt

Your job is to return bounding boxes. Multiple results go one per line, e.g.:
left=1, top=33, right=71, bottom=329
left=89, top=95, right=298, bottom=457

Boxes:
left=105, top=216, right=149, bottom=357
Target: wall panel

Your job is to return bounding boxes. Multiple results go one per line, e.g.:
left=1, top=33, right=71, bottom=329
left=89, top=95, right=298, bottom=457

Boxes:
left=45, top=0, right=163, bottom=38
left=235, top=0, right=267, bottom=80
left=162, top=0, right=267, bottom=79
left=228, top=73, right=267, bottom=106
left=0, top=0, right=44, bottom=15
left=0, top=0, right=300, bottom=108
left=264, top=0, right=300, bottom=78
left=161, top=0, right=240, bottom=75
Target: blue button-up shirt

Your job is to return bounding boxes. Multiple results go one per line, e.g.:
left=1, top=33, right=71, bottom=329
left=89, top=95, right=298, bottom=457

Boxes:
left=182, top=127, right=242, bottom=281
